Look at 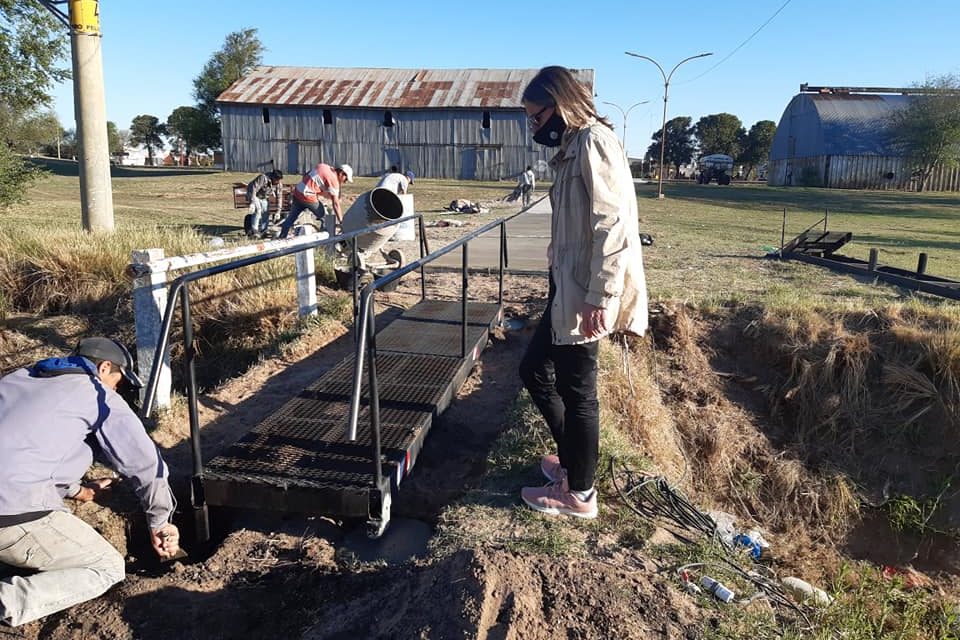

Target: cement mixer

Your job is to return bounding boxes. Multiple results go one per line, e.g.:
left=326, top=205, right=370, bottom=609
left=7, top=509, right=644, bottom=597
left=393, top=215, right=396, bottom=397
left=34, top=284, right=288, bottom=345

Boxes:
left=334, top=187, right=413, bottom=290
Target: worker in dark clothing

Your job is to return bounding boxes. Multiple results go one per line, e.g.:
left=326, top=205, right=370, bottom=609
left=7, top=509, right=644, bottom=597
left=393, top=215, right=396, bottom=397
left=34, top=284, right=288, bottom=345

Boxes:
left=246, top=169, right=284, bottom=237
left=0, top=338, right=180, bottom=627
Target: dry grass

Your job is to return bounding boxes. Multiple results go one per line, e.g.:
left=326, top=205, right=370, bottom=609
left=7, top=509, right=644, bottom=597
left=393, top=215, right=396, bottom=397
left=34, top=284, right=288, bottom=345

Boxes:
left=596, top=332, right=687, bottom=482
left=639, top=304, right=863, bottom=544
left=0, top=220, right=351, bottom=386
left=759, top=303, right=960, bottom=455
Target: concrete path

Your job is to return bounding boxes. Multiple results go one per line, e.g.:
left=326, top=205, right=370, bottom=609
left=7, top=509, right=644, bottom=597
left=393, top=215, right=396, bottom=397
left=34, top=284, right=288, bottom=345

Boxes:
left=432, top=197, right=551, bottom=273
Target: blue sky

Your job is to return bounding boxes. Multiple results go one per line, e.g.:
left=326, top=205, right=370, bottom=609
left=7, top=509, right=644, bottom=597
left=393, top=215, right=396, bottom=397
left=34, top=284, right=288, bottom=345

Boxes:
left=49, top=0, right=960, bottom=158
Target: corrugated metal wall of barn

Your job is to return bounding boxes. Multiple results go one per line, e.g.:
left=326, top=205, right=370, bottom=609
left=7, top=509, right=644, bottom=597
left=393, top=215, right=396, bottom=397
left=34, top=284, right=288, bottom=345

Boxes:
left=221, top=105, right=555, bottom=180
left=768, top=91, right=960, bottom=191
left=216, top=66, right=598, bottom=180
left=768, top=154, right=960, bottom=190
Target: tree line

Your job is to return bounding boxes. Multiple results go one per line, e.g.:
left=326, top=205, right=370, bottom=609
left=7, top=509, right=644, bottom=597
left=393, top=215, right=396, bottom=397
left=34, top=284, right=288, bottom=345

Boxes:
left=645, top=114, right=777, bottom=180
left=0, top=3, right=264, bottom=207
left=128, top=28, right=264, bottom=165
left=5, top=20, right=261, bottom=166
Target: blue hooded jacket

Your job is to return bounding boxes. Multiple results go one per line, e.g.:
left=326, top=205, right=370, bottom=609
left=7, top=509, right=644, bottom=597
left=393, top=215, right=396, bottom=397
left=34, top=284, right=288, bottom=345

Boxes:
left=0, top=359, right=175, bottom=529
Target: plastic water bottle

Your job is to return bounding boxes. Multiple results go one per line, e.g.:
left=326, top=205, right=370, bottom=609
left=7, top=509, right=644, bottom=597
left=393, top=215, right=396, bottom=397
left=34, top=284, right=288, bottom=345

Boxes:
left=701, top=575, right=735, bottom=603
left=782, top=576, right=833, bottom=606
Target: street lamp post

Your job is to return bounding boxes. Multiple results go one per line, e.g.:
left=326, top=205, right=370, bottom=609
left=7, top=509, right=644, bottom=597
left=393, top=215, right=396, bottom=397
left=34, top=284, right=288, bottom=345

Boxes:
left=600, top=100, right=649, bottom=157
left=625, top=51, right=713, bottom=199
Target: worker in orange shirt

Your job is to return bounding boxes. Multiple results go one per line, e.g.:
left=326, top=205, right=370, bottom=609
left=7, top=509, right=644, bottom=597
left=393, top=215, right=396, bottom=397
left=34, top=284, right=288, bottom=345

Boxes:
left=279, top=163, right=353, bottom=238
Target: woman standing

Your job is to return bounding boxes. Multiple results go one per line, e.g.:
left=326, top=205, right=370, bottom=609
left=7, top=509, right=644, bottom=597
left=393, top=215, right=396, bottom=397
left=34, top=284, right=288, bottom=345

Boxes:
left=519, top=66, right=648, bottom=519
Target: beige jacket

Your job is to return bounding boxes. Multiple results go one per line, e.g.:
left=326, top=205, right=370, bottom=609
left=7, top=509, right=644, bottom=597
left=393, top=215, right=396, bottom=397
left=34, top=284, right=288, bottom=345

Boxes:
left=547, top=120, right=648, bottom=345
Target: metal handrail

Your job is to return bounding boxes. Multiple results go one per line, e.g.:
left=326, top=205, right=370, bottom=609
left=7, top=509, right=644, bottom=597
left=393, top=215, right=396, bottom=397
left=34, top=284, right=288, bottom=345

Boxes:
left=346, top=200, right=542, bottom=449
left=140, top=214, right=422, bottom=422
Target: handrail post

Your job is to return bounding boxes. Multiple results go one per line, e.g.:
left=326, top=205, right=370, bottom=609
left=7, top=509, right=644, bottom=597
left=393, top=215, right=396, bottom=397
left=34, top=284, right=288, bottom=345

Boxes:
left=181, top=285, right=202, bottom=480
left=779, top=208, right=787, bottom=257
left=461, top=242, right=468, bottom=359
left=366, top=301, right=383, bottom=487
left=347, top=290, right=371, bottom=442
left=351, top=235, right=359, bottom=342
left=180, top=284, right=209, bottom=541
left=498, top=222, right=505, bottom=314
left=418, top=216, right=428, bottom=302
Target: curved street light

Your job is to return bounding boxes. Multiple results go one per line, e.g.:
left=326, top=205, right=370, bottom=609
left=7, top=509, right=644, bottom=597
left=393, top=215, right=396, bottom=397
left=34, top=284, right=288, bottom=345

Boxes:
left=600, top=100, right=649, bottom=157
left=625, top=51, right=713, bottom=199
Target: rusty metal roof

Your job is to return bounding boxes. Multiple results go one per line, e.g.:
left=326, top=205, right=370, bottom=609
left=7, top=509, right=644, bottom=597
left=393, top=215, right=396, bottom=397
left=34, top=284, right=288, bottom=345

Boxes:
left=216, top=67, right=595, bottom=110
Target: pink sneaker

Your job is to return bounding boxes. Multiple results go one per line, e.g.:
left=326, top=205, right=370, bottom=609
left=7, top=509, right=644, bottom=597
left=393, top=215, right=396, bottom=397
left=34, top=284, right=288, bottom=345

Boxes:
left=521, top=479, right=598, bottom=519
left=540, top=454, right=566, bottom=483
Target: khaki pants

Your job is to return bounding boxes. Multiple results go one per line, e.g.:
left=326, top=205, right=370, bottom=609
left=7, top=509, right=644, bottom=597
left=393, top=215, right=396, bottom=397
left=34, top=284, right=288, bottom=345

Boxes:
left=0, top=511, right=124, bottom=627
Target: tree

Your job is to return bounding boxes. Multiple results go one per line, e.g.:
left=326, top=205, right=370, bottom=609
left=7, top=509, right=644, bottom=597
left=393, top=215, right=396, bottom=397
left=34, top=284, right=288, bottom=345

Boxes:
left=647, top=116, right=695, bottom=176
left=740, top=120, right=777, bottom=180
left=695, top=113, right=746, bottom=158
left=6, top=110, right=60, bottom=156
left=106, top=121, right=124, bottom=156
left=0, top=1, right=69, bottom=206
left=166, top=106, right=219, bottom=158
left=890, top=74, right=960, bottom=192
left=0, top=1, right=70, bottom=114
left=129, top=115, right=166, bottom=166
left=0, top=143, right=43, bottom=207
left=192, top=28, right=264, bottom=148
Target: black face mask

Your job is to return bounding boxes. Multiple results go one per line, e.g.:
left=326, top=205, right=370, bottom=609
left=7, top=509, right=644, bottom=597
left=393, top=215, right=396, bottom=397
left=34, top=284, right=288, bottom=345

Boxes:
left=533, top=112, right=566, bottom=147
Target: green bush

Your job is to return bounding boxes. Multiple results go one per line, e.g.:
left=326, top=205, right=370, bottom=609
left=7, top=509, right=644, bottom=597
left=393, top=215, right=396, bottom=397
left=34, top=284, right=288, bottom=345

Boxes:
left=0, top=147, right=45, bottom=208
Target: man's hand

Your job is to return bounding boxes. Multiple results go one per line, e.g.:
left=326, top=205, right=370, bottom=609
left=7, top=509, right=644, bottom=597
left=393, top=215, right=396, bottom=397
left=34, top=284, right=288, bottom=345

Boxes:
left=580, top=303, right=607, bottom=339
left=331, top=196, right=343, bottom=227
left=151, top=523, right=181, bottom=560
left=71, top=478, right=114, bottom=503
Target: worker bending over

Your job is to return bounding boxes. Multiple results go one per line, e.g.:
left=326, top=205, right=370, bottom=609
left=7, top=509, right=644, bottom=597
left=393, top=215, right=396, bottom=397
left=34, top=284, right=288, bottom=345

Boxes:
left=0, top=338, right=180, bottom=627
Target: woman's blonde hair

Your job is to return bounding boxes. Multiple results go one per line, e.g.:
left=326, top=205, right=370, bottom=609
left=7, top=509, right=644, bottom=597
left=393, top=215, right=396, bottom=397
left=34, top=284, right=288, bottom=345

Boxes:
left=522, top=66, right=613, bottom=131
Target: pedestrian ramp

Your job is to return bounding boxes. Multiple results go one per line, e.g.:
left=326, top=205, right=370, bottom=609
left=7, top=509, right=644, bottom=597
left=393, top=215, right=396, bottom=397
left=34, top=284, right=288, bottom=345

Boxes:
left=200, top=299, right=501, bottom=531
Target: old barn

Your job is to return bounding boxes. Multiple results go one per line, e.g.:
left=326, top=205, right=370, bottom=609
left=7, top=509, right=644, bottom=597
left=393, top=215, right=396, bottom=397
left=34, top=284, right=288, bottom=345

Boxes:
left=216, top=66, right=595, bottom=180
left=768, top=85, right=960, bottom=191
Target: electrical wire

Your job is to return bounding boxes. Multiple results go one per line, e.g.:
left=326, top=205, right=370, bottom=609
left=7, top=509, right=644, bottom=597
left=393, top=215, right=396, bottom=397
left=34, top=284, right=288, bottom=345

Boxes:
left=675, top=0, right=794, bottom=86
left=610, top=458, right=729, bottom=549
left=611, top=458, right=814, bottom=629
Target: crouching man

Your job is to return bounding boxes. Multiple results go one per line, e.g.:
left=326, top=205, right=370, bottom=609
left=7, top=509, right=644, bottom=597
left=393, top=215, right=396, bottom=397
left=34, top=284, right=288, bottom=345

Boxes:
left=0, top=337, right=180, bottom=627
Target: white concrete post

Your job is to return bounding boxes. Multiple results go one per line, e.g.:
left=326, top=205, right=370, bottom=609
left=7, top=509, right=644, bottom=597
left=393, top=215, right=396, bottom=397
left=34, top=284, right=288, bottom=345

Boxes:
left=131, top=248, right=171, bottom=408
left=294, top=228, right=318, bottom=317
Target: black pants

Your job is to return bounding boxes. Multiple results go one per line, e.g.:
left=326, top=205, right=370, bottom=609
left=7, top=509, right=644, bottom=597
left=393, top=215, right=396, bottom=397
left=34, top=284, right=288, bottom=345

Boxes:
left=519, top=279, right=600, bottom=491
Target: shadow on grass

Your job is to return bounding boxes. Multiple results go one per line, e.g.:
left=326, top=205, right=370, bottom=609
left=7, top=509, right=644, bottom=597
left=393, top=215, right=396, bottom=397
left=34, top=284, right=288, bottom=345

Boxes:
left=658, top=182, right=960, bottom=219
left=191, top=223, right=246, bottom=238
left=854, top=233, right=960, bottom=253
left=27, top=157, right=222, bottom=179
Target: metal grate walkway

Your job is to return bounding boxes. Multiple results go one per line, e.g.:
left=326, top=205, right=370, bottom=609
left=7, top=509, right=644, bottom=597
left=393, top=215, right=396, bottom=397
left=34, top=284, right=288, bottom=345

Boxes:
left=202, top=300, right=501, bottom=520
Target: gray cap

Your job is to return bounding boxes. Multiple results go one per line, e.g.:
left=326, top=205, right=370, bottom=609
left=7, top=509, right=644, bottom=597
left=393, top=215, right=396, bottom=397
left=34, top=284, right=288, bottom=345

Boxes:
left=74, top=337, right=144, bottom=388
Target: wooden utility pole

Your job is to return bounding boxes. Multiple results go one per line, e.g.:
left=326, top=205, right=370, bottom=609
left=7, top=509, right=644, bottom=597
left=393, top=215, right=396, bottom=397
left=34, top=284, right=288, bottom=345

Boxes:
left=40, top=0, right=115, bottom=232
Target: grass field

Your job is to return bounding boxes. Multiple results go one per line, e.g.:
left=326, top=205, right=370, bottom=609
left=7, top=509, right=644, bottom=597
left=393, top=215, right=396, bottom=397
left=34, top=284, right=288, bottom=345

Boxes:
left=7, top=170, right=959, bottom=306
left=635, top=181, right=960, bottom=306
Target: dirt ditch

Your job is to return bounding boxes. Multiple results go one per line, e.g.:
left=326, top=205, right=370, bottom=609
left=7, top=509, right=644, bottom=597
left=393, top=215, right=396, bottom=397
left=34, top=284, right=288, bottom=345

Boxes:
left=3, top=277, right=960, bottom=638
